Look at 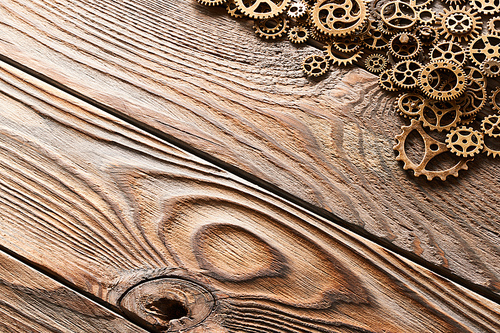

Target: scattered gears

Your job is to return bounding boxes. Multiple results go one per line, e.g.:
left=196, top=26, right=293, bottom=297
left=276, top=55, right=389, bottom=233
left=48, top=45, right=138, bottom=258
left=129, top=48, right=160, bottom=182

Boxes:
left=392, top=60, right=422, bottom=89
left=480, top=59, right=500, bottom=77
left=310, top=0, right=369, bottom=37
left=446, top=126, right=484, bottom=157
left=302, top=54, right=330, bottom=76
left=364, top=53, right=388, bottom=73
left=254, top=16, right=289, bottom=39
left=235, top=0, right=291, bottom=19
left=418, top=60, right=467, bottom=101
left=287, top=0, right=308, bottom=19
left=389, top=32, right=421, bottom=60
left=288, top=26, right=309, bottom=43
left=481, top=115, right=500, bottom=138
left=491, top=87, right=500, bottom=112
left=471, top=0, right=500, bottom=15
left=467, top=35, right=500, bottom=67
left=437, top=6, right=482, bottom=43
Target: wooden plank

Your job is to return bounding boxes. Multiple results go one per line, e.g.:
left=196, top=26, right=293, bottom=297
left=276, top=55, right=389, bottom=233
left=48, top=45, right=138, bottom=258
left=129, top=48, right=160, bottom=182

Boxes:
left=0, top=249, right=147, bottom=333
left=0, top=59, right=498, bottom=332
left=0, top=0, right=497, bottom=295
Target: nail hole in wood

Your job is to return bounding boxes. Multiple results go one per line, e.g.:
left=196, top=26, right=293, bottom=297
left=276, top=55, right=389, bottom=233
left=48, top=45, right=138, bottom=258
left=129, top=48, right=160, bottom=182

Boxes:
left=144, top=298, right=188, bottom=322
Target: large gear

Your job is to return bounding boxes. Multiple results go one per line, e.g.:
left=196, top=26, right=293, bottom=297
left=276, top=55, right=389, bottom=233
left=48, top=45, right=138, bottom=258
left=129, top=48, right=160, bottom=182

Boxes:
left=235, top=0, right=291, bottom=19
left=437, top=6, right=482, bottom=43
left=481, top=115, right=500, bottom=138
left=310, top=0, right=368, bottom=37
left=446, top=126, right=484, bottom=157
left=467, top=34, right=500, bottom=67
left=393, top=119, right=472, bottom=181
left=389, top=32, right=421, bottom=60
left=302, top=54, right=330, bottom=76
left=418, top=60, right=467, bottom=101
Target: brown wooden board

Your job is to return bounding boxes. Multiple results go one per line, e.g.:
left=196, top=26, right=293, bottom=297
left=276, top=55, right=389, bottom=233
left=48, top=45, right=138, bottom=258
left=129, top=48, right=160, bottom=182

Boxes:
left=0, top=58, right=498, bottom=332
left=0, top=249, right=147, bottom=333
left=0, top=0, right=497, bottom=295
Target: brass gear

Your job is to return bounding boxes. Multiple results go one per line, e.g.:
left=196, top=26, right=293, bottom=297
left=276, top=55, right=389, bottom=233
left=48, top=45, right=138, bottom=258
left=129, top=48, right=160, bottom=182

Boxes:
left=380, top=1, right=417, bottom=31
left=480, top=59, right=500, bottom=77
left=389, top=32, right=421, bottom=60
left=430, top=41, right=466, bottom=66
left=457, top=66, right=488, bottom=120
left=418, top=99, right=461, bottom=132
left=392, top=60, right=422, bottom=89
left=310, top=0, right=368, bottom=37
left=393, top=119, right=472, bottom=181
left=288, top=25, right=309, bottom=43
left=235, top=0, right=291, bottom=19
left=287, top=0, right=307, bottom=19
left=378, top=69, right=400, bottom=92
left=362, top=25, right=390, bottom=50
left=226, top=0, right=245, bottom=18
left=327, top=49, right=364, bottom=66
left=437, top=6, right=482, bottom=43
left=491, top=87, right=500, bottom=112
left=418, top=60, right=467, bottom=101
left=471, top=0, right=500, bottom=15
left=254, top=16, right=289, bottom=39
left=302, top=54, right=330, bottom=76
left=395, top=92, right=425, bottom=118
left=197, top=0, right=228, bottom=6
left=415, top=26, right=439, bottom=46
left=467, top=34, right=500, bottom=67
left=364, top=53, right=388, bottom=73
left=332, top=35, right=363, bottom=53
left=445, top=126, right=484, bottom=157
left=481, top=115, right=500, bottom=138
left=416, top=8, right=436, bottom=26
left=482, top=139, right=500, bottom=158
left=488, top=17, right=500, bottom=35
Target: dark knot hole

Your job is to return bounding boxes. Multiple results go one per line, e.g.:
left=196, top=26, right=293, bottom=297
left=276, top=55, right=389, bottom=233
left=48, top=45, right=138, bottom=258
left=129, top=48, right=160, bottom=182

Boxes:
left=145, top=298, right=188, bottom=322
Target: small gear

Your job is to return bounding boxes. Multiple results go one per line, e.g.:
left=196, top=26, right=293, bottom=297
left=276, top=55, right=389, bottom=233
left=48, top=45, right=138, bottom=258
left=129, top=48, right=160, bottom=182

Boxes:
left=254, top=16, right=289, bottom=39
left=332, top=36, right=363, bottom=53
left=480, top=59, right=500, bottom=77
left=491, top=87, right=500, bottom=112
left=302, top=54, right=330, bottom=76
left=364, top=53, right=388, bottom=73
left=416, top=8, right=436, bottom=26
left=418, top=60, right=467, bottom=101
left=235, top=0, right=291, bottom=19
left=288, top=26, right=309, bottom=43
left=389, top=32, right=421, bottom=60
left=377, top=21, right=398, bottom=35
left=481, top=115, right=500, bottom=138
left=467, top=35, right=500, bottom=67
left=394, top=119, right=472, bottom=181
left=380, top=1, right=417, bottom=31
left=392, top=60, right=422, bottom=89
left=418, top=99, right=461, bottom=132
left=437, top=6, right=482, bottom=43
left=415, top=26, right=439, bottom=46
left=379, top=69, right=400, bottom=92
left=446, top=126, right=484, bottom=157
left=287, top=0, right=307, bottom=18
left=471, top=0, right=500, bottom=15
left=226, top=0, right=244, bottom=18
left=488, top=17, right=500, bottom=35
left=197, top=0, right=228, bottom=6
left=309, top=25, right=330, bottom=42
left=310, top=0, right=368, bottom=37
left=395, top=92, right=425, bottom=118
left=430, top=42, right=466, bottom=65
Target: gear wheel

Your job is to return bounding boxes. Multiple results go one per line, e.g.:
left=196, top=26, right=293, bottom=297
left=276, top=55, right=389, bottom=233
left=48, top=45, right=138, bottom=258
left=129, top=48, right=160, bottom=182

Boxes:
left=395, top=92, right=425, bottom=118
left=430, top=42, right=466, bottom=66
left=481, top=115, right=500, bottom=138
left=480, top=59, right=500, bottom=77
left=418, top=60, right=467, bottom=101
left=379, top=69, right=400, bottom=92
left=310, top=0, right=368, bottom=37
left=418, top=99, right=461, bottom=132
left=362, top=25, right=390, bottom=50
left=288, top=25, right=309, bottom=43
left=394, top=119, right=472, bottom=181
left=471, top=0, right=500, bottom=15
left=302, top=54, right=330, bottom=76
left=416, top=8, right=436, bottom=26
left=235, top=0, right=291, bottom=19
left=416, top=26, right=438, bottom=46
left=197, top=0, right=228, bottom=6
left=226, top=0, right=245, bottom=18
left=287, top=0, right=307, bottom=18
left=467, top=35, right=500, bottom=67
left=389, top=32, right=421, bottom=60
left=491, top=87, right=500, bottom=112
left=437, top=6, right=482, bottom=43
left=380, top=1, right=417, bottom=30
left=446, top=126, right=484, bottom=157
left=253, top=16, right=289, bottom=39
left=488, top=17, right=500, bottom=35
left=332, top=36, right=363, bottom=53
left=364, top=54, right=388, bottom=73
left=392, top=60, right=422, bottom=89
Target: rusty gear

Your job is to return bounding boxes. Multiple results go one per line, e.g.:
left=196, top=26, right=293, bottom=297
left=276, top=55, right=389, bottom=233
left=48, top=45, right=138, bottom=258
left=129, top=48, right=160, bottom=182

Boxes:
left=254, top=16, right=289, bottom=39
left=471, top=0, right=500, bottom=15
left=365, top=53, right=388, bottom=73
left=389, top=32, right=421, bottom=60
left=418, top=99, right=461, bottom=132
left=380, top=1, right=417, bottom=30
left=392, top=60, right=422, bottom=89
left=396, top=92, right=425, bottom=118
left=310, top=0, right=368, bottom=37
left=379, top=69, right=400, bottom=92
left=491, top=87, right=500, bottom=112
left=235, top=0, right=291, bottom=19
left=418, top=60, right=467, bottom=101
left=481, top=115, right=500, bottom=138
left=288, top=26, right=309, bottom=43
left=480, top=59, right=500, bottom=77
left=302, top=54, right=330, bottom=76
left=430, top=42, right=466, bottom=66
left=437, top=6, right=482, bottom=43
left=446, top=126, right=484, bottom=157
left=467, top=35, right=500, bottom=67
left=394, top=119, right=472, bottom=181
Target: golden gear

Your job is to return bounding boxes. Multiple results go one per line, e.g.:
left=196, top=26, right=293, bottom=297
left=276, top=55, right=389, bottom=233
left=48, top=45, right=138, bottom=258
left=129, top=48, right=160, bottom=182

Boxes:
left=418, top=60, right=467, bottom=101
left=362, top=25, right=390, bottom=50
left=235, top=0, right=291, bottom=19
left=309, top=26, right=330, bottom=42
left=328, top=49, right=364, bottom=66
left=392, top=60, right=422, bottom=89
left=415, top=26, right=439, bottom=46
left=226, top=0, right=245, bottom=18
left=378, top=69, right=400, bottom=92
left=332, top=36, right=363, bottom=53
left=364, top=53, right=388, bottom=73
left=353, top=19, right=372, bottom=37
left=471, top=0, right=500, bottom=15
left=430, top=41, right=466, bottom=65
left=488, top=17, right=500, bottom=35
left=395, top=92, right=425, bottom=118
left=302, top=54, right=330, bottom=76
left=287, top=0, right=307, bottom=19
left=418, top=99, right=461, bottom=132
left=389, top=32, right=421, bottom=60
left=491, top=87, right=500, bottom=112
left=377, top=21, right=398, bottom=35
left=480, top=59, right=500, bottom=77
left=254, top=16, right=289, bottom=39
left=445, top=126, right=484, bottom=157
left=481, top=115, right=500, bottom=138
left=393, top=119, right=472, bottom=181
left=457, top=66, right=487, bottom=120
left=380, top=1, right=417, bottom=30
left=464, top=65, right=487, bottom=88
left=197, top=0, right=228, bottom=6
left=437, top=7, right=482, bottom=43
left=288, top=26, right=309, bottom=43
left=416, top=8, right=436, bottom=26
left=310, top=0, right=368, bottom=37
left=467, top=35, right=500, bottom=67
left=369, top=0, right=389, bottom=20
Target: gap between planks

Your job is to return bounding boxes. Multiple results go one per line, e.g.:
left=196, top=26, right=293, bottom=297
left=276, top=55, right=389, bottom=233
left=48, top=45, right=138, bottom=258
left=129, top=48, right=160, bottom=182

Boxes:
left=0, top=50, right=498, bottom=307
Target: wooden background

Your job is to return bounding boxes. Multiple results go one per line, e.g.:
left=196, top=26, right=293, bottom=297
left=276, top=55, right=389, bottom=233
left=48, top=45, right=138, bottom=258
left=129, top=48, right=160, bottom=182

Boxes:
left=0, top=0, right=498, bottom=332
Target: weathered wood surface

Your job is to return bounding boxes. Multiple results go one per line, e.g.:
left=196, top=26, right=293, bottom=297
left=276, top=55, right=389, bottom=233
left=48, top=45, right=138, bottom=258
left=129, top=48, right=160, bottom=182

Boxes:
left=0, top=249, right=147, bottom=333
left=0, top=0, right=497, bottom=294
left=0, top=59, right=498, bottom=332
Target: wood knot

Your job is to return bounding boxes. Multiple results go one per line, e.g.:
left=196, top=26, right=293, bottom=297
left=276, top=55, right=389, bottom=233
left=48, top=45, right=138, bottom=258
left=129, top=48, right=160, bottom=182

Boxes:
left=120, top=277, right=215, bottom=332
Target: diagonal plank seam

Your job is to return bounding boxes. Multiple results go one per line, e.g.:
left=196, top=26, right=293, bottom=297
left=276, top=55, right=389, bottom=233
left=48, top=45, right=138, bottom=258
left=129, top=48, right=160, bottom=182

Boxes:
left=0, top=52, right=498, bottom=306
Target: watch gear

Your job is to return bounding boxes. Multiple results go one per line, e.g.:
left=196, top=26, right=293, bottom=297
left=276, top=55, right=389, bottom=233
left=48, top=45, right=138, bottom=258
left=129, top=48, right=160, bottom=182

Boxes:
left=235, top=0, right=291, bottom=19
left=364, top=53, right=388, bottom=73
left=445, top=126, right=484, bottom=157
left=310, top=0, right=368, bottom=37
left=418, top=60, right=467, bottom=101
left=467, top=34, right=500, bottom=67
left=392, top=60, right=422, bottom=89
left=481, top=115, right=500, bottom=138
left=416, top=8, right=436, bottom=26
left=288, top=25, right=309, bottom=43
left=379, top=69, right=400, bottom=92
left=437, top=6, right=482, bottom=43
left=389, top=32, right=421, bottom=60
left=394, top=119, right=472, bottom=181
left=302, top=54, right=330, bottom=76
left=480, top=59, right=500, bottom=77
left=254, top=16, right=289, bottom=39
left=380, top=1, right=417, bottom=30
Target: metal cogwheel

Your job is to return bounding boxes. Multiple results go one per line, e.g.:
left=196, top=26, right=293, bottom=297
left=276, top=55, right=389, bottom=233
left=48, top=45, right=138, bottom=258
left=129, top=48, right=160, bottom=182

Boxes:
left=416, top=8, right=436, bottom=26
left=481, top=115, right=500, bottom=138
left=253, top=16, right=289, bottom=39
left=491, top=87, right=500, bottom=112
left=471, top=0, right=500, bottom=15
left=235, top=0, right=291, bottom=19
left=467, top=34, right=500, bottom=67
left=393, top=119, right=472, bottom=181
left=480, top=59, right=500, bottom=77
left=302, top=54, right=330, bottom=76
left=332, top=36, right=363, bottom=53
left=437, top=6, right=482, bottom=43
left=362, top=25, right=390, bottom=50
left=364, top=53, right=388, bottom=73
left=442, top=0, right=467, bottom=4
left=197, top=0, right=228, bottom=6
left=488, top=17, right=500, bottom=35
left=378, top=69, right=400, bottom=92
left=287, top=0, right=307, bottom=19
left=415, top=26, right=439, bottom=46
left=288, top=26, right=309, bottom=43
left=310, top=0, right=368, bottom=37
left=418, top=60, right=467, bottom=101
left=418, top=99, right=461, bottom=132
left=430, top=41, right=466, bottom=66
left=389, top=32, right=421, bottom=60
left=226, top=0, right=244, bottom=18
left=445, top=126, right=484, bottom=157
left=380, top=1, right=417, bottom=30
left=395, top=92, right=425, bottom=118
left=392, top=60, right=422, bottom=89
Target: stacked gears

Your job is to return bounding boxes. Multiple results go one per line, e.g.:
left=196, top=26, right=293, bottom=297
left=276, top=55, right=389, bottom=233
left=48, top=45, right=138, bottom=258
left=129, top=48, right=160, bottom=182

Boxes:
left=197, top=0, right=500, bottom=181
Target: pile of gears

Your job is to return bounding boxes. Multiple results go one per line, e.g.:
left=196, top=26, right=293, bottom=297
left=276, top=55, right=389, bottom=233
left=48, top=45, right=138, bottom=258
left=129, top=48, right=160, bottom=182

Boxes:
left=197, top=0, right=500, bottom=181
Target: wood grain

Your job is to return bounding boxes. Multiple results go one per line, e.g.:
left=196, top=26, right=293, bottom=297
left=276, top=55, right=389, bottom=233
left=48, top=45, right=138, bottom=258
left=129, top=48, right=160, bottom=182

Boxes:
left=0, top=59, right=498, bottom=332
left=0, top=0, right=497, bottom=294
left=0, top=249, right=147, bottom=333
